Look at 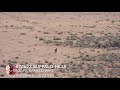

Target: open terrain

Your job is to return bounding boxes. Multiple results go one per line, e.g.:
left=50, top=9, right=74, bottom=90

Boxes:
left=0, top=12, right=120, bottom=78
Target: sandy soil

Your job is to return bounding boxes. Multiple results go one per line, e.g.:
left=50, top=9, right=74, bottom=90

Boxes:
left=0, top=12, right=120, bottom=78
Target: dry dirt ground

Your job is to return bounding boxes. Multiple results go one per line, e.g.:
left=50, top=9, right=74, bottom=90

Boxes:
left=0, top=12, right=120, bottom=78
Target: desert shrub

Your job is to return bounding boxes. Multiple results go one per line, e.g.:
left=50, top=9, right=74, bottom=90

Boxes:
left=53, top=37, right=61, bottom=40
left=66, top=35, right=77, bottom=40
left=64, top=63, right=80, bottom=73
left=54, top=41, right=62, bottom=46
left=98, top=53, right=120, bottom=62
left=39, top=38, right=45, bottom=41
left=43, top=32, right=50, bottom=34
left=106, top=19, right=110, bottom=21
left=10, top=25, right=14, bottom=27
left=70, top=35, right=78, bottom=40
left=63, top=40, right=73, bottom=46
left=89, top=25, right=96, bottom=28
left=107, top=68, right=120, bottom=78
left=66, top=36, right=70, bottom=40
left=0, top=64, right=6, bottom=68
left=44, top=40, right=53, bottom=44
left=76, top=34, right=96, bottom=48
left=80, top=55, right=96, bottom=61
left=82, top=25, right=96, bottom=28
left=77, top=34, right=120, bottom=48
left=75, top=40, right=86, bottom=47
left=57, top=32, right=63, bottom=35
left=97, top=35, right=120, bottom=48
left=66, top=56, right=70, bottom=58
left=20, top=33, right=26, bottom=35
left=111, top=20, right=115, bottom=23
left=86, top=33, right=93, bottom=35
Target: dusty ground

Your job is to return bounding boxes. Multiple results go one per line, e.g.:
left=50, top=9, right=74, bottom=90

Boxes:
left=0, top=12, right=120, bottom=78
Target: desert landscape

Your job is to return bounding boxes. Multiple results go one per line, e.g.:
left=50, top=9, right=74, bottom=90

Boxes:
left=0, top=12, right=120, bottom=78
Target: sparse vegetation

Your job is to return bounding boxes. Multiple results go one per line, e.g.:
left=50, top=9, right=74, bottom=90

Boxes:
left=39, top=38, right=45, bottom=41
left=10, top=25, right=14, bottom=27
left=54, top=41, right=62, bottom=46
left=53, top=37, right=61, bottom=40
left=37, top=30, right=41, bottom=32
left=0, top=64, right=6, bottom=68
left=43, top=32, right=50, bottom=34
left=80, top=54, right=96, bottom=61
left=20, top=33, right=26, bottom=35
left=7, top=60, right=17, bottom=64
left=44, top=40, right=53, bottom=44
left=98, top=53, right=120, bottom=62
left=105, top=19, right=110, bottom=21
left=111, top=20, right=115, bottom=23
left=82, top=25, right=96, bottom=28
left=63, top=40, right=73, bottom=46
left=42, top=32, right=120, bottom=49
left=11, top=61, right=17, bottom=63
left=89, top=25, right=96, bottom=28
left=66, top=56, right=70, bottom=58
left=57, top=32, right=63, bottom=35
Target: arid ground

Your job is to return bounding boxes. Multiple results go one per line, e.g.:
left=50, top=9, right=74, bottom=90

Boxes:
left=0, top=12, right=120, bottom=78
